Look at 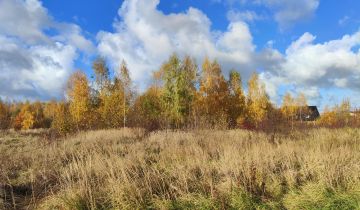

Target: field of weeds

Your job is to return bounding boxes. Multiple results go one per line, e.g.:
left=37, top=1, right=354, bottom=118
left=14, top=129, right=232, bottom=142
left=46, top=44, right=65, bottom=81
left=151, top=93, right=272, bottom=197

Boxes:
left=1, top=128, right=360, bottom=209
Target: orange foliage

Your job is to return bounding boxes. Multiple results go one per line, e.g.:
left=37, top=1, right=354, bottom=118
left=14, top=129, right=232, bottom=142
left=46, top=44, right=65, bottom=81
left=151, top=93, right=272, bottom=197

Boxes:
left=196, top=58, right=230, bottom=128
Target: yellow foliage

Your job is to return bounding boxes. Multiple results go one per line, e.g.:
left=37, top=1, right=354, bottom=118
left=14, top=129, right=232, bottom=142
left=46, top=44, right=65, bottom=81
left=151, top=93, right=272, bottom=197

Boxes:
left=246, top=73, right=271, bottom=127
left=317, top=108, right=337, bottom=127
left=21, top=110, right=35, bottom=130
left=228, top=70, right=246, bottom=127
left=52, top=102, right=74, bottom=135
left=197, top=58, right=230, bottom=128
left=67, top=71, right=92, bottom=130
left=44, top=101, right=57, bottom=118
left=99, top=84, right=125, bottom=128
left=318, top=99, right=352, bottom=127
left=281, top=92, right=297, bottom=128
left=130, top=86, right=163, bottom=130
left=12, top=103, right=36, bottom=130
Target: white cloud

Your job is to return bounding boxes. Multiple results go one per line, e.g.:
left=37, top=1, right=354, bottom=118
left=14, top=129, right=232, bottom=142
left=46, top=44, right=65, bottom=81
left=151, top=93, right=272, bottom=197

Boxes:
left=263, top=0, right=320, bottom=29
left=54, top=23, right=95, bottom=54
left=0, top=0, right=94, bottom=100
left=261, top=31, right=360, bottom=105
left=97, top=0, right=257, bottom=90
left=0, top=0, right=358, bottom=109
left=222, top=0, right=320, bottom=28
left=0, top=0, right=50, bottom=43
left=259, top=71, right=286, bottom=100
left=281, top=32, right=360, bottom=87
left=0, top=35, right=77, bottom=100
left=98, top=0, right=359, bottom=108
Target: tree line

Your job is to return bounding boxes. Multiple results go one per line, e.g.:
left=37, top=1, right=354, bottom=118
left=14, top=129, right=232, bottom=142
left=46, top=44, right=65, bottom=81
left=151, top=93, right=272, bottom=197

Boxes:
left=0, top=54, right=358, bottom=135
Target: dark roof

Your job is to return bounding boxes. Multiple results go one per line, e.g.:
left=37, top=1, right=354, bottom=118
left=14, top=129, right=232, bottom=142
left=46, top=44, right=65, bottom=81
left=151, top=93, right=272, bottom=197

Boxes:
left=297, top=106, right=320, bottom=121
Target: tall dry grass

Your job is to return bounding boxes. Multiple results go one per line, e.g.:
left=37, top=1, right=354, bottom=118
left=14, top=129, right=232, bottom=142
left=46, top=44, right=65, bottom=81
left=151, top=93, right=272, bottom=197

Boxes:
left=1, top=128, right=360, bottom=209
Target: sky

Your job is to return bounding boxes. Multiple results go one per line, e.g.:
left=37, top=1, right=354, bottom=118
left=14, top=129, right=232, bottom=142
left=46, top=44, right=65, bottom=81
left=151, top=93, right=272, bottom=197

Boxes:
left=1, top=0, right=360, bottom=110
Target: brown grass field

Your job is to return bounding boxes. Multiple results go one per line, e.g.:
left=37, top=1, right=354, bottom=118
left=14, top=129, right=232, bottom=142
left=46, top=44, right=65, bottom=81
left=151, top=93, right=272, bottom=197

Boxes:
left=1, top=128, right=360, bottom=209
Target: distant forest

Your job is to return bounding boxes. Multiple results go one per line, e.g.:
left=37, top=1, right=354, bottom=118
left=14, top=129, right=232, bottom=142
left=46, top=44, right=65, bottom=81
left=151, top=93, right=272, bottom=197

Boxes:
left=0, top=54, right=357, bottom=135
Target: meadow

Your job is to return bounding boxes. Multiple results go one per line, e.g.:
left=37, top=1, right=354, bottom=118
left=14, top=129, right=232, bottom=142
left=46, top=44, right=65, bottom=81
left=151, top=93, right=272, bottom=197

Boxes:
left=1, top=128, right=360, bottom=210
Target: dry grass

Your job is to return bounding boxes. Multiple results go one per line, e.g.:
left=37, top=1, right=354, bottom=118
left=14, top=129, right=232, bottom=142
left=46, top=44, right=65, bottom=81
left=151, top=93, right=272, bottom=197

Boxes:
left=1, top=128, right=360, bottom=209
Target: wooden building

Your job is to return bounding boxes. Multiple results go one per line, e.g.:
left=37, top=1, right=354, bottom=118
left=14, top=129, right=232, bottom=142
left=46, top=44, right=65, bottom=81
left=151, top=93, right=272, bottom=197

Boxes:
left=295, top=106, right=320, bottom=121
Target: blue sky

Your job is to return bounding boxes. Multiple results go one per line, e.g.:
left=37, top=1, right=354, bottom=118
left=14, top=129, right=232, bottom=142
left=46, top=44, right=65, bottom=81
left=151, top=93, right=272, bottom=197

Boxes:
left=41, top=0, right=360, bottom=52
left=1, top=0, right=360, bottom=110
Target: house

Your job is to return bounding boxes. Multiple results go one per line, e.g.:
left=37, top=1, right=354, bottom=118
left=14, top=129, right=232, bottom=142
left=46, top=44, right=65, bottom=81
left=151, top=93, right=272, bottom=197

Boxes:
left=295, top=106, right=320, bottom=121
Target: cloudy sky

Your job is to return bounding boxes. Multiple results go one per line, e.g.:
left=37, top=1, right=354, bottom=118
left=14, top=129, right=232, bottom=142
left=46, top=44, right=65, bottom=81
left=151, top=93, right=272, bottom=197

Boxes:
left=1, top=0, right=360, bottom=109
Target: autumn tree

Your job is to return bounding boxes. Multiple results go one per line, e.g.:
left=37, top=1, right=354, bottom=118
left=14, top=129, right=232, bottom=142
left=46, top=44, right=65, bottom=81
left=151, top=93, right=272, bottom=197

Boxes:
left=177, top=56, right=197, bottom=127
left=334, top=99, right=351, bottom=127
left=295, top=92, right=308, bottom=121
left=93, top=57, right=110, bottom=92
left=67, top=71, right=93, bottom=130
left=21, top=110, right=35, bottom=130
left=52, top=102, right=74, bottom=135
left=99, top=77, right=123, bottom=128
left=0, top=100, right=10, bottom=130
left=281, top=92, right=297, bottom=129
left=118, top=60, right=134, bottom=128
left=161, top=54, right=182, bottom=128
left=197, top=57, right=230, bottom=128
left=13, top=102, right=35, bottom=130
left=337, top=98, right=351, bottom=125
left=228, top=70, right=246, bottom=127
left=91, top=57, right=109, bottom=127
left=8, top=101, right=53, bottom=130
left=44, top=100, right=58, bottom=128
left=159, top=54, right=197, bottom=128
left=12, top=103, right=24, bottom=130
left=31, top=101, right=46, bottom=128
left=318, top=99, right=351, bottom=127
left=318, top=106, right=336, bottom=127
left=246, top=72, right=271, bottom=128
left=130, top=86, right=163, bottom=130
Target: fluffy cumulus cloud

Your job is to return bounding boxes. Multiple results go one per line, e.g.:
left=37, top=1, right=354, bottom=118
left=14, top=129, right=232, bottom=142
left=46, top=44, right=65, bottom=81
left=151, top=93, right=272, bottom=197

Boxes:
left=0, top=35, right=77, bottom=100
left=260, top=31, right=360, bottom=104
left=97, top=0, right=257, bottom=90
left=281, top=32, right=360, bottom=87
left=97, top=0, right=360, bottom=107
left=0, top=0, right=93, bottom=100
left=2, top=0, right=359, bottom=108
left=0, top=0, right=51, bottom=43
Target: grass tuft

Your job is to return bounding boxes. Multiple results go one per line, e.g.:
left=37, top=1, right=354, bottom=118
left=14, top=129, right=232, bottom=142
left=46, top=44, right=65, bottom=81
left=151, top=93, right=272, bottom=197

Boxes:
left=1, top=128, right=360, bottom=209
